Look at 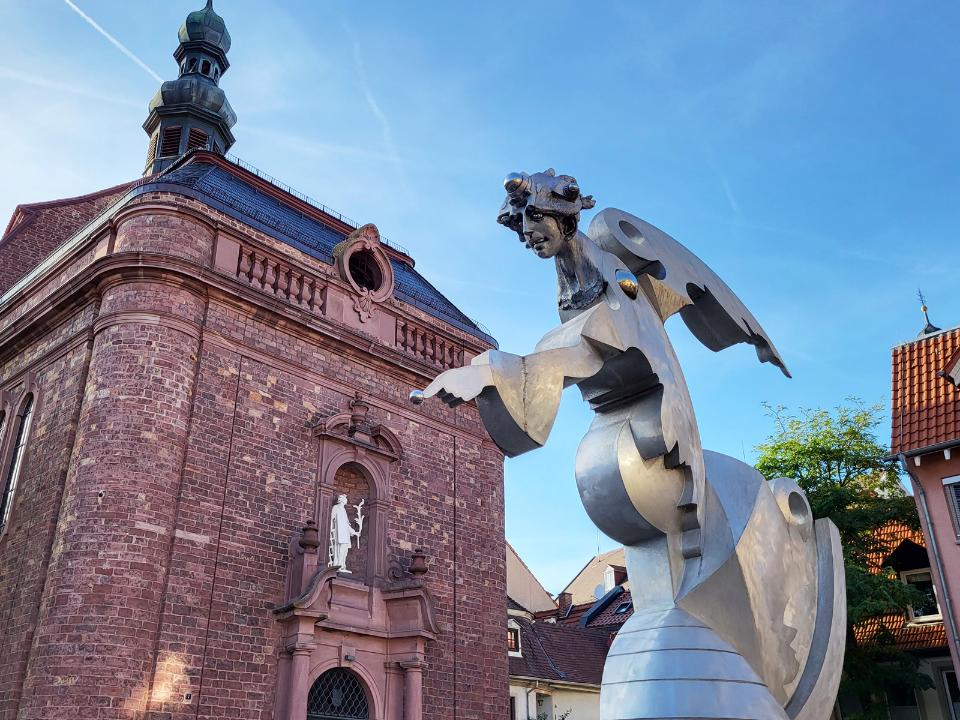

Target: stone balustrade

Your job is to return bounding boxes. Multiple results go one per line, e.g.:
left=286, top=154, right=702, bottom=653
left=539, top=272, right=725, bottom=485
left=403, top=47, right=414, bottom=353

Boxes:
left=396, top=320, right=463, bottom=370
left=236, top=246, right=325, bottom=314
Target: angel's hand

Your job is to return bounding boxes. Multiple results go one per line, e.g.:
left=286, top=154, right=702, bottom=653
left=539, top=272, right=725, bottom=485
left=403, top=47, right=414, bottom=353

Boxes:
left=409, top=363, right=493, bottom=408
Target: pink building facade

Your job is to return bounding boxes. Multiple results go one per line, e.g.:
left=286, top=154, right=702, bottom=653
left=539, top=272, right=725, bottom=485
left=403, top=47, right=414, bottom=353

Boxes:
left=891, top=322, right=960, bottom=711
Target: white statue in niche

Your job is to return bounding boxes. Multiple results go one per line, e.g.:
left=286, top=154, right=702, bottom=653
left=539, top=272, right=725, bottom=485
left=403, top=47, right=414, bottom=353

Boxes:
left=328, top=494, right=364, bottom=572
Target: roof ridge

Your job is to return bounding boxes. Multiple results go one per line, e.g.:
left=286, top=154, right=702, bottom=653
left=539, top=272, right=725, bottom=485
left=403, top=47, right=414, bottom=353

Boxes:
left=892, top=324, right=960, bottom=350
left=7, top=179, right=138, bottom=215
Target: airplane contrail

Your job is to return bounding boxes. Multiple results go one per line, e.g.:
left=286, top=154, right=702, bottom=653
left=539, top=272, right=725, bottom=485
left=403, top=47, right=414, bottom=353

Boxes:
left=63, top=0, right=163, bottom=83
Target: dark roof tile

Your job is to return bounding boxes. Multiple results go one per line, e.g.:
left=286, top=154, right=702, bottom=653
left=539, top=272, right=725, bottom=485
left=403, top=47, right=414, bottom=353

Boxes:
left=509, top=617, right=610, bottom=686
left=134, top=158, right=494, bottom=344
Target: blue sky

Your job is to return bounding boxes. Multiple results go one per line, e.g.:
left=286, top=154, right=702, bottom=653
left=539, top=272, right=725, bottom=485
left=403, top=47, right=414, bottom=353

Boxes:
left=1, top=1, right=958, bottom=594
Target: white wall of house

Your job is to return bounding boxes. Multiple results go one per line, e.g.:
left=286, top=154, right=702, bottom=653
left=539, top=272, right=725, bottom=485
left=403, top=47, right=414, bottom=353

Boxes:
left=509, top=682, right=600, bottom=720
left=551, top=687, right=601, bottom=720
left=916, top=656, right=959, bottom=720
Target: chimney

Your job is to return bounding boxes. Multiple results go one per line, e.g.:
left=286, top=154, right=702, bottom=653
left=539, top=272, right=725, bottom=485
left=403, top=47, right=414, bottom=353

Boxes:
left=557, top=592, right=572, bottom=613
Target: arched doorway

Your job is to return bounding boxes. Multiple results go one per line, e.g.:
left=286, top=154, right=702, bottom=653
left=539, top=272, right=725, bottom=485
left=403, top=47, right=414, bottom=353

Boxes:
left=306, top=668, right=369, bottom=720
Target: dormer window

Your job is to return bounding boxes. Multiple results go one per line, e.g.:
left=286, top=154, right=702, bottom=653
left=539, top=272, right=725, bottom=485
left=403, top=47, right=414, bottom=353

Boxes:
left=507, top=619, right=522, bottom=657
left=901, top=569, right=942, bottom=623
left=603, top=565, right=615, bottom=592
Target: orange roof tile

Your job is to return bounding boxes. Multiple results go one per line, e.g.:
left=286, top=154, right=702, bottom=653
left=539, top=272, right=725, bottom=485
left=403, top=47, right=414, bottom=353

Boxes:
left=891, top=327, right=960, bottom=455
left=854, top=521, right=945, bottom=652
left=854, top=612, right=947, bottom=651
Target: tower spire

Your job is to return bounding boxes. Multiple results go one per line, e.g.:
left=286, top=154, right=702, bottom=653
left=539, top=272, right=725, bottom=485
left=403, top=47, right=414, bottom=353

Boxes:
left=141, top=0, right=237, bottom=176
left=918, top=289, right=941, bottom=337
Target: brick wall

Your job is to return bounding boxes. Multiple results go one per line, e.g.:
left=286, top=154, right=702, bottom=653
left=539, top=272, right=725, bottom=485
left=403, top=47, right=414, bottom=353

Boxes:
left=0, top=183, right=132, bottom=294
left=0, top=192, right=507, bottom=720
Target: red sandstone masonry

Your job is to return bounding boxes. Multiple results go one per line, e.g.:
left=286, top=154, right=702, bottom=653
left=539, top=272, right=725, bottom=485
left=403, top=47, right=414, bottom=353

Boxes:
left=0, top=179, right=507, bottom=720
left=18, top=282, right=206, bottom=720
left=0, top=183, right=133, bottom=294
left=0, top=340, right=93, bottom=719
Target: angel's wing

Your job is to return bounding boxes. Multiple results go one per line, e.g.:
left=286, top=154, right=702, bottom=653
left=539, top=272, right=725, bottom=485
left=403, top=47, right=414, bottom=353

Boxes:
left=588, top=208, right=790, bottom=377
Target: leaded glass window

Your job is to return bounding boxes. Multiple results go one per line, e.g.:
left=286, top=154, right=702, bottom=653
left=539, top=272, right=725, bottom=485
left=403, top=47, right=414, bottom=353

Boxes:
left=306, top=668, right=369, bottom=720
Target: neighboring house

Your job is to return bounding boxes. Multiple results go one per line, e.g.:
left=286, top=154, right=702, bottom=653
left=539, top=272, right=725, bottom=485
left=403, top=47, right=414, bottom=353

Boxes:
left=508, top=543, right=559, bottom=615
left=842, top=523, right=957, bottom=719
left=890, top=310, right=960, bottom=686
left=507, top=547, right=612, bottom=720
left=525, top=522, right=959, bottom=719
left=558, top=548, right=628, bottom=606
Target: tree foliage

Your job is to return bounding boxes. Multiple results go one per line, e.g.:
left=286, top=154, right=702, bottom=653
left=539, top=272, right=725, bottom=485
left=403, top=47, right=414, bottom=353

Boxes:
left=754, top=400, right=930, bottom=718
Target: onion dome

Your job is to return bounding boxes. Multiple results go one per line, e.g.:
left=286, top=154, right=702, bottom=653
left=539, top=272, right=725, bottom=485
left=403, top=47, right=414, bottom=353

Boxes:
left=141, top=0, right=237, bottom=176
left=178, top=0, right=231, bottom=56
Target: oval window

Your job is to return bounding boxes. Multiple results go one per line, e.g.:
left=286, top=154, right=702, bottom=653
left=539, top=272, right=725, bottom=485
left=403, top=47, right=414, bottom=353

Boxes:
left=348, top=250, right=383, bottom=292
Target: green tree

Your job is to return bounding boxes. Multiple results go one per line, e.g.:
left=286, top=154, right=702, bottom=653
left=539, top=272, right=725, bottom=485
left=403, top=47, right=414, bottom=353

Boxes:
left=754, top=400, right=931, bottom=719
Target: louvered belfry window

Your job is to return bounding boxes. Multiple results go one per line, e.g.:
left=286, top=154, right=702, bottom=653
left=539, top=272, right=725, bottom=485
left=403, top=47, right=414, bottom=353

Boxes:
left=306, top=669, right=369, bottom=720
left=145, top=132, right=159, bottom=166
left=186, top=127, right=209, bottom=151
left=160, top=126, right=182, bottom=157
left=0, top=394, right=34, bottom=533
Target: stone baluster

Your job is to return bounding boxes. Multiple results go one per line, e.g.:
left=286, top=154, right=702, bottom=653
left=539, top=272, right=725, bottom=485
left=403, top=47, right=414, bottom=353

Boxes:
left=237, top=248, right=252, bottom=283
left=288, top=273, right=300, bottom=304
left=250, top=253, right=265, bottom=288
left=264, top=260, right=277, bottom=294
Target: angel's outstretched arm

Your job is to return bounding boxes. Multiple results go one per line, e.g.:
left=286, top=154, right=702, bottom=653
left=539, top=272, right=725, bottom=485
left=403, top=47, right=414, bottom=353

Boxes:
left=411, top=340, right=605, bottom=457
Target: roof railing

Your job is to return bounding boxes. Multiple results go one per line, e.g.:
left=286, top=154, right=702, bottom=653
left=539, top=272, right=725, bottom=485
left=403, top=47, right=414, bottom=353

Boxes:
left=2, top=149, right=495, bottom=343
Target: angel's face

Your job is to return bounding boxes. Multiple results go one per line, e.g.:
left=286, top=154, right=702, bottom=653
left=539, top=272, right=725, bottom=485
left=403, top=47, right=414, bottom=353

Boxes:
left=519, top=207, right=565, bottom=258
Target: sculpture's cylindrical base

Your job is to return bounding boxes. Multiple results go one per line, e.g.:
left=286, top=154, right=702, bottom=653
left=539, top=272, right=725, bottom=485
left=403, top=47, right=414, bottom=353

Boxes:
left=601, top=607, right=788, bottom=720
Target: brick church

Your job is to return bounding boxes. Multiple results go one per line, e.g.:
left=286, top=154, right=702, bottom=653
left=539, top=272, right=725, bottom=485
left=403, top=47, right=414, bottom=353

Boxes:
left=0, top=3, right=506, bottom=719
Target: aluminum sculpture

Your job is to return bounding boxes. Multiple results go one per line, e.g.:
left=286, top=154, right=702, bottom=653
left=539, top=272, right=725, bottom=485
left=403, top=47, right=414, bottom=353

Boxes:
left=410, top=169, right=845, bottom=719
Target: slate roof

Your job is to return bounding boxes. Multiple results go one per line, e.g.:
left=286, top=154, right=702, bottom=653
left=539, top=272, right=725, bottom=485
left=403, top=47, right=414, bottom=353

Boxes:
left=508, top=616, right=610, bottom=686
left=131, top=155, right=494, bottom=344
left=508, top=597, right=529, bottom=613
left=584, top=589, right=634, bottom=629
left=891, top=327, right=960, bottom=455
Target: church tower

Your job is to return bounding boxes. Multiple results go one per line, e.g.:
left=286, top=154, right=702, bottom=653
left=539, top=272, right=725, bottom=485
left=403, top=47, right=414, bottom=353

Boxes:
left=0, top=3, right=507, bottom=719
left=142, top=0, right=237, bottom=175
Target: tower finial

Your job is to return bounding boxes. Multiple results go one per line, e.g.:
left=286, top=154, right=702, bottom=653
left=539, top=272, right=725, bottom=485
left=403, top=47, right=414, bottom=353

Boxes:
left=141, top=0, right=236, bottom=175
left=918, top=289, right=941, bottom=337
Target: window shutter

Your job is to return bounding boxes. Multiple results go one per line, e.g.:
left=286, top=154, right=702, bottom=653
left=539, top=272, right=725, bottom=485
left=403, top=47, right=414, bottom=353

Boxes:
left=160, top=126, right=182, bottom=157
left=186, top=128, right=209, bottom=151
left=145, top=132, right=158, bottom=166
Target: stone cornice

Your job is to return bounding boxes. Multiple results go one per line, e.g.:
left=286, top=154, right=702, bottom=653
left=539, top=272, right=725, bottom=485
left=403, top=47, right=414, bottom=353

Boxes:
left=0, top=252, right=496, bottom=445
left=1, top=186, right=491, bottom=354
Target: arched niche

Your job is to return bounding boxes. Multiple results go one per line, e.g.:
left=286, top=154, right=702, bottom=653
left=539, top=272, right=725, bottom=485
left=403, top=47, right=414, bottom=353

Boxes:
left=311, top=399, right=402, bottom=586
left=329, top=462, right=372, bottom=578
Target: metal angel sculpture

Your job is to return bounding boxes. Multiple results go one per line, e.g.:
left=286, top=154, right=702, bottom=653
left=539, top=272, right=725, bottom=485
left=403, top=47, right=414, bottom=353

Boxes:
left=411, top=169, right=845, bottom=720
